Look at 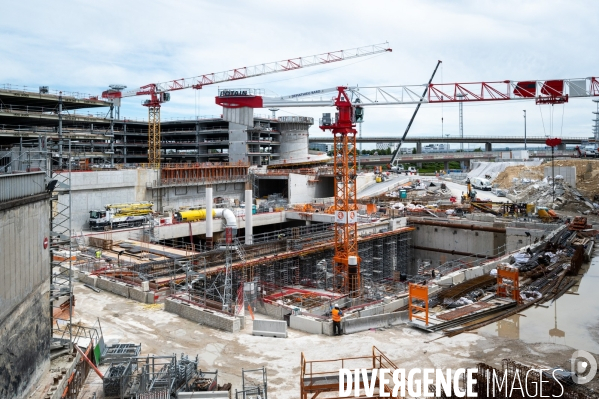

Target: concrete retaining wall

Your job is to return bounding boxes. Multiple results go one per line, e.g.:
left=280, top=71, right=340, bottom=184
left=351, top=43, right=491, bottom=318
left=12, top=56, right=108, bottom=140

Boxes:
left=96, top=278, right=130, bottom=298
left=78, top=273, right=155, bottom=304
left=412, top=221, right=505, bottom=267
left=0, top=192, right=51, bottom=398
left=165, top=298, right=241, bottom=333
left=289, top=315, right=323, bottom=334
left=254, top=301, right=287, bottom=320
left=544, top=166, right=576, bottom=187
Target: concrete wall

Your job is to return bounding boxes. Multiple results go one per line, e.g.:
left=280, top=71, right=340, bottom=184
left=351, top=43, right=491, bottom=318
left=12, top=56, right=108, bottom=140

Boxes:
left=254, top=300, right=287, bottom=320
left=544, top=166, right=576, bottom=187
left=59, top=169, right=155, bottom=231
left=63, top=168, right=249, bottom=231
left=165, top=297, right=242, bottom=333
left=0, top=193, right=51, bottom=398
left=288, top=173, right=316, bottom=204
left=228, top=122, right=249, bottom=164
left=160, top=182, right=245, bottom=212
left=506, top=226, right=549, bottom=252
left=343, top=311, right=408, bottom=334
left=412, top=221, right=505, bottom=267
left=78, top=273, right=155, bottom=304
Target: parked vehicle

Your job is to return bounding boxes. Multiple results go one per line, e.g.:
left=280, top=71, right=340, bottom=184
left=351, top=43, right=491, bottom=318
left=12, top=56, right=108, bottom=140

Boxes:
left=471, top=177, right=492, bottom=191
left=89, top=202, right=153, bottom=229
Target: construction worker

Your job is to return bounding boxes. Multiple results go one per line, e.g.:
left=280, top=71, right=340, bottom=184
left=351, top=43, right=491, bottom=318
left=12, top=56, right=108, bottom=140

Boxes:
left=331, top=303, right=343, bottom=336
left=95, top=250, right=102, bottom=259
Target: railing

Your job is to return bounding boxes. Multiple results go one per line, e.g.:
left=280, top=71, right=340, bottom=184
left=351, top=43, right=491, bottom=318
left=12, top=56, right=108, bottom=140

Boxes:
left=0, top=103, right=108, bottom=118
left=0, top=83, right=100, bottom=101
left=0, top=171, right=46, bottom=201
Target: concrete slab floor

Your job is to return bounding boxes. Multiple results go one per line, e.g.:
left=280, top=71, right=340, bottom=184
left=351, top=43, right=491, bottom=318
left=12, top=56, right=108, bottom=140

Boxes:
left=72, top=279, right=599, bottom=398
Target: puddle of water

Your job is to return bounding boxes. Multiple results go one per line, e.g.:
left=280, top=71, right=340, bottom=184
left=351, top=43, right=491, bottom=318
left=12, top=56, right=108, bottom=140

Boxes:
left=478, top=252, right=599, bottom=354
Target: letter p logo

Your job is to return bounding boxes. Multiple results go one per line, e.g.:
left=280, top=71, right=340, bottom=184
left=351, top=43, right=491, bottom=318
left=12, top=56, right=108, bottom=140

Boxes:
left=571, top=350, right=597, bottom=384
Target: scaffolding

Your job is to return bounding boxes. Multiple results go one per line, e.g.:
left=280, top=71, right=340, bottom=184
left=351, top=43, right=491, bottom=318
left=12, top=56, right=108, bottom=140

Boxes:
left=50, top=137, right=74, bottom=345
left=90, top=222, right=415, bottom=314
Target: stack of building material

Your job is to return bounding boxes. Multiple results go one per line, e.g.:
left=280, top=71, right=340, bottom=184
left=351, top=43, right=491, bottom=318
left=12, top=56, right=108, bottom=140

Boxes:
left=569, top=216, right=591, bottom=231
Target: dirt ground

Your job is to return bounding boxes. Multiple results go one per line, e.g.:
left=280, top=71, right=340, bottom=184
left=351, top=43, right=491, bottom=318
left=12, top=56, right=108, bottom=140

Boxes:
left=69, top=278, right=599, bottom=399
left=494, top=159, right=599, bottom=196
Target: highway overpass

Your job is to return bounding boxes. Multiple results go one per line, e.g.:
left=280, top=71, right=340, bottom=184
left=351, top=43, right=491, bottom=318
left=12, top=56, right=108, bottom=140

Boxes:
left=310, top=135, right=588, bottom=152
left=352, top=148, right=576, bottom=167
left=309, top=135, right=587, bottom=144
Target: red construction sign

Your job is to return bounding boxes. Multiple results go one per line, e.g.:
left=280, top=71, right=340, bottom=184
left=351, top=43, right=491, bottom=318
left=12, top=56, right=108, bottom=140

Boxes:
left=225, top=227, right=233, bottom=243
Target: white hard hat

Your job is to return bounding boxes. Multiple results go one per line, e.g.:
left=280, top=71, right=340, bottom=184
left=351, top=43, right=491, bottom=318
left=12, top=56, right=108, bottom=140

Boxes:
left=334, top=303, right=339, bottom=308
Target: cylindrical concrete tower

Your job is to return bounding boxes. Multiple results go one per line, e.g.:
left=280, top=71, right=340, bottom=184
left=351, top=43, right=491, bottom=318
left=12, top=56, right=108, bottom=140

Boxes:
left=278, top=116, right=313, bottom=162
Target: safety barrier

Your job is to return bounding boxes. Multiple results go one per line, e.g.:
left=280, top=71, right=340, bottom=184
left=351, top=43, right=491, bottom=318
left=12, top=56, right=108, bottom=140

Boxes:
left=252, top=319, right=287, bottom=338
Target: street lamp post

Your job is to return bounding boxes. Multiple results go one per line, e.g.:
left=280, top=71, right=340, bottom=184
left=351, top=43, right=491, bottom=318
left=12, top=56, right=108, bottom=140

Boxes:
left=523, top=110, right=527, bottom=150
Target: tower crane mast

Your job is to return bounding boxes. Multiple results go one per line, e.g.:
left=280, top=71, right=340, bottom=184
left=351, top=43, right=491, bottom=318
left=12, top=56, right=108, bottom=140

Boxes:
left=320, top=88, right=361, bottom=296
left=100, top=43, right=392, bottom=168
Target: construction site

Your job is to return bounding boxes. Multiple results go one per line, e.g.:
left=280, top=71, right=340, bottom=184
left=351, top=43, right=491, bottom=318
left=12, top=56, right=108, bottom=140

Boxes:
left=2, top=24, right=599, bottom=399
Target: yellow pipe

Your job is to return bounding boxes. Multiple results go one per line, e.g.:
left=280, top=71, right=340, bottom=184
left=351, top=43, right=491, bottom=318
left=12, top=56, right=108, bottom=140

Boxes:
left=176, top=209, right=216, bottom=222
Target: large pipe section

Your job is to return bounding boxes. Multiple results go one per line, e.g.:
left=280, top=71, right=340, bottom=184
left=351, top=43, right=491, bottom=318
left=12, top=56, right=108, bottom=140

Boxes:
left=245, top=189, right=253, bottom=245
left=410, top=219, right=506, bottom=233
left=174, top=208, right=237, bottom=233
left=206, top=187, right=213, bottom=248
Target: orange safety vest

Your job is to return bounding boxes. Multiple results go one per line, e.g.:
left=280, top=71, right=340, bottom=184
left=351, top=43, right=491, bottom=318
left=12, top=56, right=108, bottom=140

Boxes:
left=332, top=308, right=342, bottom=322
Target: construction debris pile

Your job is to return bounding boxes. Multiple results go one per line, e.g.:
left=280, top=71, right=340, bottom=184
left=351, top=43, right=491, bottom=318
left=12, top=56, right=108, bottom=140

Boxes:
left=492, top=159, right=599, bottom=215
left=507, top=177, right=599, bottom=215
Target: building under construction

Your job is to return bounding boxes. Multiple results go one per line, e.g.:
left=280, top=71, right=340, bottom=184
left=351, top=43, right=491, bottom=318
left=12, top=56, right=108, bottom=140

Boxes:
left=2, top=74, right=599, bottom=399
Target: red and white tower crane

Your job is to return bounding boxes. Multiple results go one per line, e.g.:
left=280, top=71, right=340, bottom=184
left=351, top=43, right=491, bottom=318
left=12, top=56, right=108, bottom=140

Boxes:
left=100, top=43, right=392, bottom=168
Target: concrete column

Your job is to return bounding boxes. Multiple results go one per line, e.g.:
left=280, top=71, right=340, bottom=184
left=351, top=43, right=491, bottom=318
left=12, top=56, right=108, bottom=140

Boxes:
left=206, top=187, right=213, bottom=249
left=195, top=122, right=200, bottom=163
left=245, top=189, right=253, bottom=245
left=485, top=142, right=492, bottom=152
left=123, top=122, right=127, bottom=164
left=444, top=161, right=449, bottom=171
left=416, top=142, right=422, bottom=154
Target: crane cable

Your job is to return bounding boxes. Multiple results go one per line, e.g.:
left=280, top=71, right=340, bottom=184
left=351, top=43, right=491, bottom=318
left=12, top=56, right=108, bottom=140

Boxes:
left=538, top=105, right=547, bottom=137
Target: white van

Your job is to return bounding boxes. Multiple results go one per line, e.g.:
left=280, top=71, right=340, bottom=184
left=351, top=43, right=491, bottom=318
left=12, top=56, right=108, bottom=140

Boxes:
left=471, top=177, right=492, bottom=191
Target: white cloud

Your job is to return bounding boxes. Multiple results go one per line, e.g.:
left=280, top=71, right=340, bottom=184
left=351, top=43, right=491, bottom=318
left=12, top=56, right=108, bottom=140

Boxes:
left=1, top=0, right=597, bottom=142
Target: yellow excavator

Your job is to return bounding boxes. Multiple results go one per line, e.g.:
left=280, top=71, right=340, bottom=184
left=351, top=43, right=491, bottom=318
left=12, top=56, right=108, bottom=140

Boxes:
left=461, top=178, right=477, bottom=204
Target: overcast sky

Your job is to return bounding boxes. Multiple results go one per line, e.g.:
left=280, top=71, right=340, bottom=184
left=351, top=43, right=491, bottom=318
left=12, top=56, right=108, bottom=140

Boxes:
left=1, top=0, right=597, bottom=148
